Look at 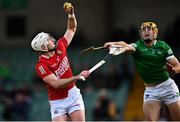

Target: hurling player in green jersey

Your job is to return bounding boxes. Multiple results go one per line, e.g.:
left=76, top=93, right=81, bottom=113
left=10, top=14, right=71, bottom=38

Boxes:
left=104, top=22, right=180, bottom=121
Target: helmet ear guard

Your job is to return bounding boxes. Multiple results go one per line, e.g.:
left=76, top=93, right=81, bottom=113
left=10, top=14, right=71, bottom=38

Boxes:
left=153, top=28, right=158, bottom=38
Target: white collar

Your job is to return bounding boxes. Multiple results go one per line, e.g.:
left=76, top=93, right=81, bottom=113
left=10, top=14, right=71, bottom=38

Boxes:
left=41, top=55, right=49, bottom=59
left=153, top=40, right=157, bottom=45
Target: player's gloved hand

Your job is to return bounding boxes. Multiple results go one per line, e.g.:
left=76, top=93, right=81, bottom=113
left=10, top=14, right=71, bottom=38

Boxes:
left=63, top=2, right=74, bottom=15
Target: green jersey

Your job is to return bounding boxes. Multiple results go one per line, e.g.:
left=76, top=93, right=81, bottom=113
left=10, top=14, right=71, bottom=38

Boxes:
left=131, top=40, right=174, bottom=84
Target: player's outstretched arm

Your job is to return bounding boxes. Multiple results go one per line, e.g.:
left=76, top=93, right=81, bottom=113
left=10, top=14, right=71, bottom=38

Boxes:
left=63, top=2, right=77, bottom=46
left=167, top=56, right=180, bottom=74
left=42, top=70, right=89, bottom=89
left=104, top=41, right=135, bottom=53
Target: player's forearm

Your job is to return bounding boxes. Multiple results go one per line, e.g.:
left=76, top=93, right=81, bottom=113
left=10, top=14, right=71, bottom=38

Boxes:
left=167, top=57, right=180, bottom=74
left=116, top=41, right=135, bottom=52
left=67, top=14, right=77, bottom=32
left=175, top=64, right=180, bottom=74
left=116, top=41, right=129, bottom=47
left=104, top=41, right=135, bottom=53
left=52, top=76, right=78, bottom=89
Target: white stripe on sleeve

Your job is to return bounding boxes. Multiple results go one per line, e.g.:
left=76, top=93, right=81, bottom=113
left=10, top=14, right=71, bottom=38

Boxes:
left=166, top=55, right=174, bottom=60
left=38, top=65, right=46, bottom=75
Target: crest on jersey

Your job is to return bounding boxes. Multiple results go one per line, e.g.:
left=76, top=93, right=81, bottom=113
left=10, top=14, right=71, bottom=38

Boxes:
left=57, top=50, right=62, bottom=55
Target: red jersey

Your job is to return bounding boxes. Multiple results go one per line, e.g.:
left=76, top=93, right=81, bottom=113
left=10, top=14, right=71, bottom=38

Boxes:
left=36, top=37, right=75, bottom=100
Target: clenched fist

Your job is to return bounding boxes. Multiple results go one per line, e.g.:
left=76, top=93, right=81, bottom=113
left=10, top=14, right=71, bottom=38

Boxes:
left=166, top=62, right=175, bottom=73
left=79, top=70, right=89, bottom=79
left=63, top=2, right=74, bottom=15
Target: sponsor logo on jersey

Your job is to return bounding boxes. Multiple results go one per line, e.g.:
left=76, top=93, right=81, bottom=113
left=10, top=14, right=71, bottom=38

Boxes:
left=141, top=48, right=148, bottom=52
left=57, top=50, right=62, bottom=55
left=156, top=50, right=162, bottom=55
left=55, top=56, right=69, bottom=78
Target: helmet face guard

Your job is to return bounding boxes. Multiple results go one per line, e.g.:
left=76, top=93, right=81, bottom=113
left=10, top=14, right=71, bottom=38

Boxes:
left=140, top=22, right=158, bottom=41
left=31, top=32, right=56, bottom=52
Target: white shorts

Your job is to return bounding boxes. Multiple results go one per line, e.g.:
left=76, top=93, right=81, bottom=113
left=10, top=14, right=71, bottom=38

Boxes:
left=49, top=86, right=85, bottom=120
left=144, top=78, right=180, bottom=105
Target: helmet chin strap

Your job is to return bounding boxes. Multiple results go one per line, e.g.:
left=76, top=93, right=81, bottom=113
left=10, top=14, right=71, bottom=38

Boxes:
left=48, top=48, right=56, bottom=52
left=47, top=42, right=58, bottom=52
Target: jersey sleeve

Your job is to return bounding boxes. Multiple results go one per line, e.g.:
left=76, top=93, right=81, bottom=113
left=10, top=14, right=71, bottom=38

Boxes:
left=36, top=63, right=53, bottom=79
left=163, top=41, right=174, bottom=60
left=130, top=40, right=141, bottom=55
left=57, top=37, right=68, bottom=49
left=131, top=40, right=141, bottom=49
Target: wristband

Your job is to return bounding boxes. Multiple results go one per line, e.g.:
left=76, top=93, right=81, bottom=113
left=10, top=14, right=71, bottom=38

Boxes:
left=68, top=13, right=75, bottom=18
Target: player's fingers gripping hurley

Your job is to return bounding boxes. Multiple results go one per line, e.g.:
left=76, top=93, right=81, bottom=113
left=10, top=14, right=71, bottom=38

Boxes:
left=79, top=70, right=90, bottom=81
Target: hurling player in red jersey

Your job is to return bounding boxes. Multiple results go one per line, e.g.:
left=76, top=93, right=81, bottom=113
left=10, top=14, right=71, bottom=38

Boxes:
left=31, top=2, right=89, bottom=121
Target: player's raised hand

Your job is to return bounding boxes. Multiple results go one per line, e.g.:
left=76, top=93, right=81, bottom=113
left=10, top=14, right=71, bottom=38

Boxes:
left=63, top=2, right=74, bottom=15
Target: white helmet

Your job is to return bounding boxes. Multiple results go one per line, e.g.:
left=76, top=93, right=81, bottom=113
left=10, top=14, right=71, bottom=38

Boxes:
left=31, top=32, right=50, bottom=52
